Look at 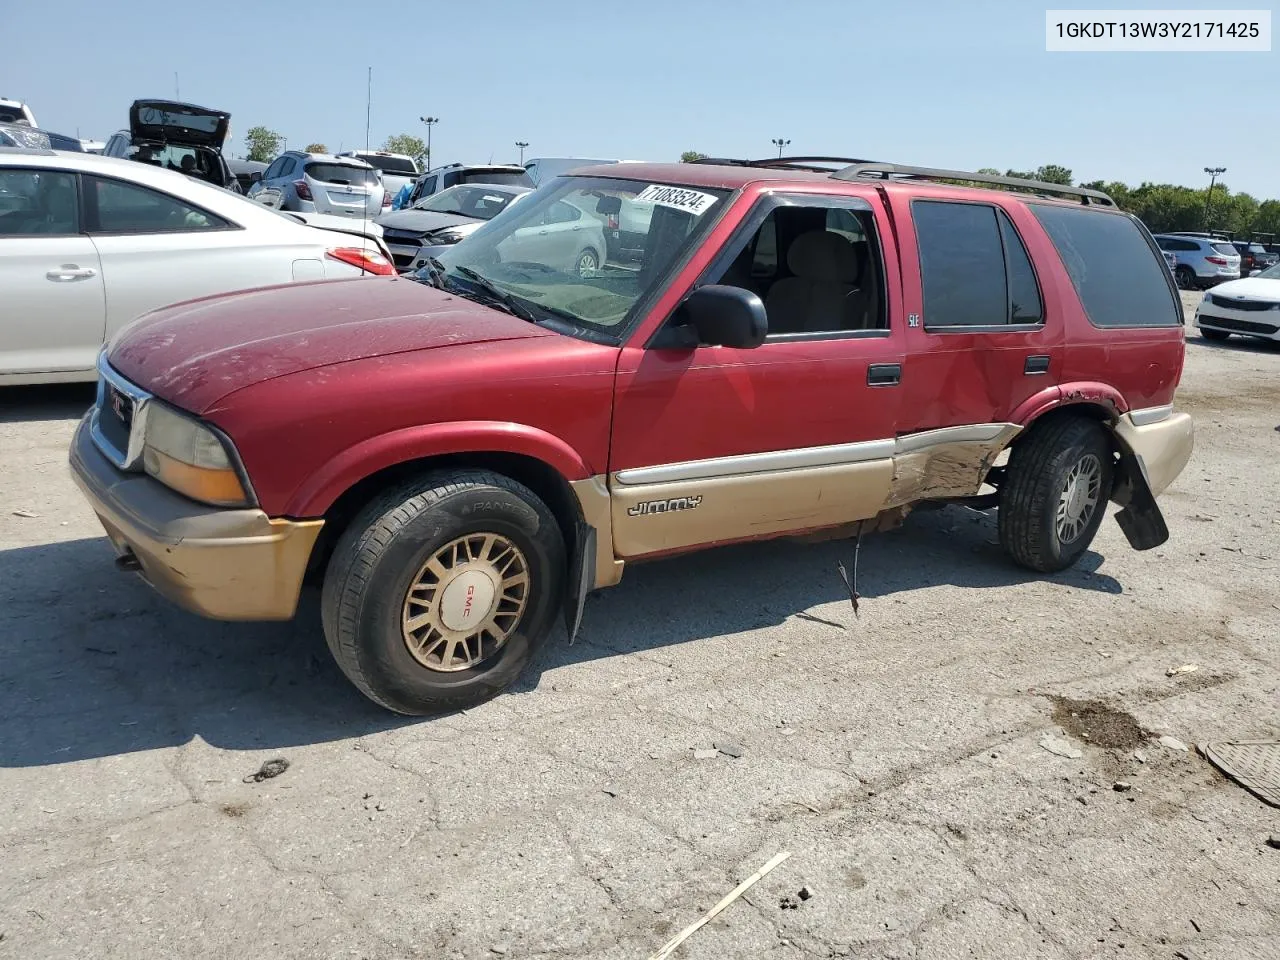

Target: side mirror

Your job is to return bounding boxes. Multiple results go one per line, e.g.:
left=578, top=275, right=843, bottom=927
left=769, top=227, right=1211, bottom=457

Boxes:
left=672, top=285, right=767, bottom=349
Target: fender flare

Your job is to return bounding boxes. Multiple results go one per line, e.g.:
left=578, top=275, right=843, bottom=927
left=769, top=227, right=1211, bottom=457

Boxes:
left=284, top=420, right=593, bottom=517
left=1010, top=382, right=1128, bottom=428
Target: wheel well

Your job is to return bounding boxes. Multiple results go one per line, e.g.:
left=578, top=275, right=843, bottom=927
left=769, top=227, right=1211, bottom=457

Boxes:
left=304, top=452, right=583, bottom=583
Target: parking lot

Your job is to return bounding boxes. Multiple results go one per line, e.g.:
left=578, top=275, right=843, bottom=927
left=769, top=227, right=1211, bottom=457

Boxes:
left=1, top=291, right=1277, bottom=960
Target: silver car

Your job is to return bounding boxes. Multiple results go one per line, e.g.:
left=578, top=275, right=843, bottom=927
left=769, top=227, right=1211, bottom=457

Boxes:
left=247, top=151, right=387, bottom=219
left=1154, top=233, right=1242, bottom=290
left=376, top=183, right=531, bottom=271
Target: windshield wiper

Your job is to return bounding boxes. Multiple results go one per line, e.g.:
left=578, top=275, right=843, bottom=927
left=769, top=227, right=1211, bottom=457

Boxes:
left=411, top=256, right=448, bottom=289
left=452, top=266, right=539, bottom=323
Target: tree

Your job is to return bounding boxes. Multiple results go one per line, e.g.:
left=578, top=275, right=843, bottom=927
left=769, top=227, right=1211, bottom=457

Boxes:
left=244, top=126, right=284, bottom=163
left=1004, top=165, right=1072, bottom=185
left=383, top=134, right=427, bottom=163
left=305, top=142, right=328, bottom=154
left=681, top=150, right=708, bottom=163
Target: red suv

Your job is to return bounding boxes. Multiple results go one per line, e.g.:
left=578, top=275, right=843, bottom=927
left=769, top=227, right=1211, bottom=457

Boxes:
left=70, top=158, right=1195, bottom=715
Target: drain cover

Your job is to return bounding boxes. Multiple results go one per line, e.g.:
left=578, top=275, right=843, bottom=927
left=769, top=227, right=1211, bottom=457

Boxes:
left=1201, top=740, right=1280, bottom=808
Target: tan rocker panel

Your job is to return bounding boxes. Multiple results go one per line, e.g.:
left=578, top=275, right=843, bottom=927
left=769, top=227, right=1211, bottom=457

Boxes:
left=604, top=424, right=1024, bottom=561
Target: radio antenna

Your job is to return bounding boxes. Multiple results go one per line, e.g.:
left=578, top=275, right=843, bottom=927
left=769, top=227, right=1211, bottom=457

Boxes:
left=362, top=65, right=372, bottom=276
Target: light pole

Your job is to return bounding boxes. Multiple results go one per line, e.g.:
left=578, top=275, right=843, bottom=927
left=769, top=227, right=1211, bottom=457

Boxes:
left=771, top=138, right=790, bottom=158
left=419, top=116, right=439, bottom=170
left=1203, top=166, right=1226, bottom=230
left=515, top=141, right=529, bottom=164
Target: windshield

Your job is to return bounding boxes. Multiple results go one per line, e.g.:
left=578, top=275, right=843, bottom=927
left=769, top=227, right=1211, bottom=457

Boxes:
left=362, top=154, right=418, bottom=175
left=1255, top=262, right=1280, bottom=280
left=416, top=176, right=729, bottom=341
left=305, top=162, right=378, bottom=186
left=414, top=185, right=524, bottom=219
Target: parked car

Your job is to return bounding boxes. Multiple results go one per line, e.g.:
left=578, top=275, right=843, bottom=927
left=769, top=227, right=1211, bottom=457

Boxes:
left=1153, top=233, right=1241, bottom=289
left=338, top=150, right=420, bottom=205
left=0, top=97, right=37, bottom=126
left=247, top=151, right=387, bottom=219
left=227, top=158, right=267, bottom=194
left=1193, top=262, right=1280, bottom=342
left=102, top=100, right=238, bottom=193
left=0, top=149, right=394, bottom=385
left=0, top=122, right=84, bottom=152
left=404, top=163, right=533, bottom=207
left=1229, top=240, right=1278, bottom=275
left=70, top=159, right=1193, bottom=715
left=377, top=182, right=531, bottom=270
left=1162, top=249, right=1177, bottom=275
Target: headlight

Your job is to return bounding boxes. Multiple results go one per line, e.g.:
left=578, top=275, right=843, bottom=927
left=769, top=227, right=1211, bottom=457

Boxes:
left=142, top=404, right=252, bottom=507
left=428, top=230, right=465, bottom=245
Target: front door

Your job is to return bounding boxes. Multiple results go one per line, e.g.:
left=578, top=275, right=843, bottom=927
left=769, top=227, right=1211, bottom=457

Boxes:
left=0, top=167, right=106, bottom=378
left=608, top=193, right=906, bottom=558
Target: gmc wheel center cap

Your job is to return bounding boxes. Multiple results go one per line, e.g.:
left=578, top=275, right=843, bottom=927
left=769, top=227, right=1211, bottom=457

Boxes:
left=439, top=568, right=498, bottom=632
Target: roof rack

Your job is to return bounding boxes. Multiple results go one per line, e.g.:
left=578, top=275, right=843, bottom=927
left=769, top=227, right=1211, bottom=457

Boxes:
left=831, top=162, right=1116, bottom=207
left=690, top=155, right=877, bottom=173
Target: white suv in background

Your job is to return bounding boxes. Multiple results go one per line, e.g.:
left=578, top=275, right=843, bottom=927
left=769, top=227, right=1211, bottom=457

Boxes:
left=0, top=97, right=37, bottom=127
left=337, top=150, right=420, bottom=203
left=1154, top=233, right=1242, bottom=290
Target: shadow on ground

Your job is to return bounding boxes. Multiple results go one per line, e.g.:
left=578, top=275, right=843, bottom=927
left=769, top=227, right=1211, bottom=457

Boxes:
left=0, top=507, right=1121, bottom=767
left=0, top=384, right=97, bottom=423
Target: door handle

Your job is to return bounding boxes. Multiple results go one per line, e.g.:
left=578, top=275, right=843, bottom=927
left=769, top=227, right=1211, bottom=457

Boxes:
left=46, top=265, right=98, bottom=282
left=1024, top=355, right=1050, bottom=375
left=867, top=363, right=902, bottom=387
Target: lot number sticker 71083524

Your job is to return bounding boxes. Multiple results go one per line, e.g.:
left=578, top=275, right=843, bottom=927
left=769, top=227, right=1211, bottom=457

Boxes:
left=633, top=184, right=719, bottom=216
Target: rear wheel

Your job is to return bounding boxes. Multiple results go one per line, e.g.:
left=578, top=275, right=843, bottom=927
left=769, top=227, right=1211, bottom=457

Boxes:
left=1200, top=327, right=1231, bottom=342
left=576, top=248, right=600, bottom=277
left=1175, top=266, right=1197, bottom=290
left=998, top=417, right=1113, bottom=573
left=321, top=471, right=565, bottom=715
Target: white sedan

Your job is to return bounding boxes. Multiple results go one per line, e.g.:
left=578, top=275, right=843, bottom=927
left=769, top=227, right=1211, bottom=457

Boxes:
left=0, top=149, right=396, bottom=385
left=1194, top=263, right=1280, bottom=343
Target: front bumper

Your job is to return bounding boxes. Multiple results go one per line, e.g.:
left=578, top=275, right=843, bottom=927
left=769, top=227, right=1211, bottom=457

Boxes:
left=1195, top=304, right=1280, bottom=340
left=69, top=416, right=323, bottom=621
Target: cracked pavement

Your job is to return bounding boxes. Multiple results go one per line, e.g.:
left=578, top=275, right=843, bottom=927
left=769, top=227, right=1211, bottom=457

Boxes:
left=2, top=294, right=1278, bottom=959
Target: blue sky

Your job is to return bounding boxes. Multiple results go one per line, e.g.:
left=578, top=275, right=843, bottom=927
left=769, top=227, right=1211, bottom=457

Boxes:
left=4, top=0, right=1275, bottom=197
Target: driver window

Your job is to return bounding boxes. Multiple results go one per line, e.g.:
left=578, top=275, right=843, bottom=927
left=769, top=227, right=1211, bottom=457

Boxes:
left=708, top=203, right=887, bottom=336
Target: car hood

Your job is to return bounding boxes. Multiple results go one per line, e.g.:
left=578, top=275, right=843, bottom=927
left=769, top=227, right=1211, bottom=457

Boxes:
left=107, top=277, right=553, bottom=414
left=130, top=99, right=230, bottom=150
left=1206, top=277, right=1280, bottom=301
left=375, top=209, right=478, bottom=233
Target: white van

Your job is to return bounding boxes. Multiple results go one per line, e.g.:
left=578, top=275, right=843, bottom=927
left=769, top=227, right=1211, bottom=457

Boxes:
left=523, top=157, right=627, bottom=185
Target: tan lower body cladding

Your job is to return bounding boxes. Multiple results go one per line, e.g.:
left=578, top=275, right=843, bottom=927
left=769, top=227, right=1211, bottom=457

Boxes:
left=582, top=424, right=1020, bottom=581
left=571, top=411, right=1192, bottom=591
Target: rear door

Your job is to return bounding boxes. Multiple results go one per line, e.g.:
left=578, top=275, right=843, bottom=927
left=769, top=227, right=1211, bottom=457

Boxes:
left=888, top=192, right=1061, bottom=432
left=0, top=167, right=105, bottom=377
left=82, top=173, right=295, bottom=340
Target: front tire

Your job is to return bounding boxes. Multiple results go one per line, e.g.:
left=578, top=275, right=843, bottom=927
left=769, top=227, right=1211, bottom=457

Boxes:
left=998, top=418, right=1114, bottom=573
left=321, top=471, right=566, bottom=715
left=1200, top=327, right=1231, bottom=342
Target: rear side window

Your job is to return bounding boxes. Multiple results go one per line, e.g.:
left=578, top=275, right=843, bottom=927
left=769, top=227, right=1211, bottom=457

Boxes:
left=1031, top=205, right=1180, bottom=328
left=363, top=154, right=417, bottom=175
left=304, top=163, right=377, bottom=186
left=86, top=176, right=228, bottom=233
left=460, top=171, right=535, bottom=187
left=913, top=200, right=1043, bottom=328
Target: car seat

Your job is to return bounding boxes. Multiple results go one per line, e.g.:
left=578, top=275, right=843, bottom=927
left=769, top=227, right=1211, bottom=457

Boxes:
left=764, top=230, right=871, bottom=333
